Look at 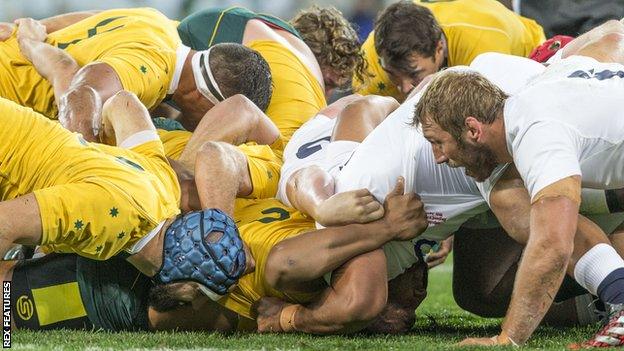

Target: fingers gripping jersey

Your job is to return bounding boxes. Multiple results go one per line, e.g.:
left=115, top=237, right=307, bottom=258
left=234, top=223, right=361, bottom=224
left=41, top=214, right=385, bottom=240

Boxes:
left=0, top=8, right=180, bottom=118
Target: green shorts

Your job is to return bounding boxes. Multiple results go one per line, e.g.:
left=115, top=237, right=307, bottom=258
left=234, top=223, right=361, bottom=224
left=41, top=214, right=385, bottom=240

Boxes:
left=12, top=254, right=152, bottom=331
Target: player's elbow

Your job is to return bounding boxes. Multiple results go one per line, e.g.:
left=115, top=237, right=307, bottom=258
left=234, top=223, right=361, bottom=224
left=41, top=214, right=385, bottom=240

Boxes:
left=264, top=243, right=301, bottom=291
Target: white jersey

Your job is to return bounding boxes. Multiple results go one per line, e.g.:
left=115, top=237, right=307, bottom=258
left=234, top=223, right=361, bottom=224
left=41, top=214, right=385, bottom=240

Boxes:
left=335, top=53, right=546, bottom=280
left=504, top=55, right=624, bottom=199
left=277, top=114, right=358, bottom=206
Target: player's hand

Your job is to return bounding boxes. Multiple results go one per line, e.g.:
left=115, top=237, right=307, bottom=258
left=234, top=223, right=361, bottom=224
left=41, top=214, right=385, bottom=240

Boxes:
left=458, top=334, right=517, bottom=347
left=254, top=297, right=290, bottom=333
left=0, top=22, right=15, bottom=41
left=426, top=235, right=453, bottom=268
left=15, top=18, right=46, bottom=43
left=382, top=177, right=428, bottom=241
left=316, top=189, right=384, bottom=227
left=15, top=18, right=46, bottom=63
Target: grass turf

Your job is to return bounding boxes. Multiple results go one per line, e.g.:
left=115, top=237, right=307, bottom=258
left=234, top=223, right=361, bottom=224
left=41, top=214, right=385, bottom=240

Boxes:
left=11, top=261, right=604, bottom=350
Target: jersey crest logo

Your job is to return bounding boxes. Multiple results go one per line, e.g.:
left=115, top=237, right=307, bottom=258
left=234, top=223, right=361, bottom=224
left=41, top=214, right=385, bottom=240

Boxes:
left=16, top=295, right=33, bottom=321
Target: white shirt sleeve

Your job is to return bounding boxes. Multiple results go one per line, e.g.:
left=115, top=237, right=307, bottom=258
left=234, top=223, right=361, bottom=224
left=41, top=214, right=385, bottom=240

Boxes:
left=511, top=121, right=582, bottom=199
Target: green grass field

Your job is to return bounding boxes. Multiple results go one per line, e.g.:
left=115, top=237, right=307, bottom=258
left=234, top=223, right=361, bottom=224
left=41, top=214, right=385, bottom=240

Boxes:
left=11, top=261, right=604, bottom=350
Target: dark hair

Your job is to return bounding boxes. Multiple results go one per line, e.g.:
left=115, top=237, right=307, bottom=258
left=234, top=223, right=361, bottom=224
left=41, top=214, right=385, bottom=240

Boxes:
left=210, top=43, right=273, bottom=112
left=374, top=1, right=442, bottom=73
left=147, top=284, right=190, bottom=312
left=291, top=5, right=366, bottom=86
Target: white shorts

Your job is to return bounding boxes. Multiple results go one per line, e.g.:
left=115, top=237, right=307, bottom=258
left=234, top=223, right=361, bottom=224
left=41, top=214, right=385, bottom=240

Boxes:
left=277, top=140, right=358, bottom=207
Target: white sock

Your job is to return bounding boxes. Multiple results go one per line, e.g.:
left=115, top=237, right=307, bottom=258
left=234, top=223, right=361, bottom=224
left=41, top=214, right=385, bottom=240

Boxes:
left=574, top=243, right=624, bottom=295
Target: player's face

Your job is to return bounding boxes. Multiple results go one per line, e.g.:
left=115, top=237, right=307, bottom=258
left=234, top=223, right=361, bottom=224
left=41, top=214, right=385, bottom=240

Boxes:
left=322, top=66, right=349, bottom=97
left=382, top=50, right=444, bottom=98
left=422, top=121, right=497, bottom=182
left=174, top=89, right=216, bottom=125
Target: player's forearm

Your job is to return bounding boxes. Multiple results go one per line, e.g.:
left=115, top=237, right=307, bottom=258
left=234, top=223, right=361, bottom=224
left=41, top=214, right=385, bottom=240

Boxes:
left=41, top=11, right=99, bottom=33
left=501, top=197, right=578, bottom=344
left=265, top=220, right=391, bottom=290
left=289, top=250, right=388, bottom=334
left=286, top=167, right=334, bottom=220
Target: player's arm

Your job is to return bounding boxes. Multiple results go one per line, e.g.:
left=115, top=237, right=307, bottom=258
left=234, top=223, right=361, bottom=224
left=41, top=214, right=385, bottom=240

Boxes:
left=265, top=178, right=427, bottom=290
left=177, top=94, right=279, bottom=173
left=39, top=11, right=99, bottom=33
left=15, top=18, right=80, bottom=109
left=257, top=249, right=388, bottom=334
left=0, top=11, right=99, bottom=41
left=285, top=95, right=398, bottom=226
left=468, top=176, right=580, bottom=346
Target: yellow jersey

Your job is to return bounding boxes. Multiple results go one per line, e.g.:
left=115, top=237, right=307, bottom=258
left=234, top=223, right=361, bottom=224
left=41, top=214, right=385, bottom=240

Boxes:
left=220, top=198, right=323, bottom=320
left=250, top=40, right=326, bottom=149
left=0, top=97, right=180, bottom=259
left=0, top=8, right=180, bottom=118
left=354, top=0, right=546, bottom=100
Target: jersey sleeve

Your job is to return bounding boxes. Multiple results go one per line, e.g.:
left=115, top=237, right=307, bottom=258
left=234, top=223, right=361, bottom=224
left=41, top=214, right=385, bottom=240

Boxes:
left=97, top=42, right=176, bottom=110
left=511, top=121, right=582, bottom=199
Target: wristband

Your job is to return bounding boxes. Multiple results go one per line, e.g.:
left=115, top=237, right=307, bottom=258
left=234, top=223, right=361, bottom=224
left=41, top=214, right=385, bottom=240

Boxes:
left=279, top=304, right=300, bottom=332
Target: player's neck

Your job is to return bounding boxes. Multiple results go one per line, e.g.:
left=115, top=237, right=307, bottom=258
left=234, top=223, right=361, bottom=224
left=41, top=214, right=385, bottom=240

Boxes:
left=489, top=113, right=513, bottom=163
left=173, top=50, right=197, bottom=98
left=127, top=218, right=175, bottom=277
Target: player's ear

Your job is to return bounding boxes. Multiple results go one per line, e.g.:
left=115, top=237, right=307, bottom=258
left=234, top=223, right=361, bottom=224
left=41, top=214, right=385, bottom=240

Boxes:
left=464, top=116, right=482, bottom=142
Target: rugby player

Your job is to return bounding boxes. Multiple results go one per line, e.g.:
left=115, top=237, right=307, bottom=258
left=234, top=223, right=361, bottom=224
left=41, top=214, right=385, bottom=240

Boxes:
left=415, top=24, right=624, bottom=347
left=255, top=52, right=624, bottom=342
left=178, top=5, right=364, bottom=96
left=3, top=191, right=427, bottom=334
left=0, top=85, right=260, bottom=302
left=0, top=8, right=272, bottom=140
left=353, top=0, right=545, bottom=101
left=13, top=17, right=287, bottom=210
left=176, top=6, right=326, bottom=144
left=275, top=93, right=397, bottom=227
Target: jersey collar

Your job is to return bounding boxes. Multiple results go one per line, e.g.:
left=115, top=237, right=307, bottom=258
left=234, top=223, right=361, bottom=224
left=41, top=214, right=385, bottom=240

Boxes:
left=168, top=44, right=192, bottom=94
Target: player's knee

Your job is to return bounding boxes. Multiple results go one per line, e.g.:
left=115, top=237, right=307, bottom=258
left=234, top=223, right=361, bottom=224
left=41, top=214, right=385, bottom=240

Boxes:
left=196, top=142, right=248, bottom=181
left=102, top=90, right=140, bottom=113
left=453, top=283, right=507, bottom=318
left=264, top=244, right=291, bottom=291
left=452, top=264, right=513, bottom=317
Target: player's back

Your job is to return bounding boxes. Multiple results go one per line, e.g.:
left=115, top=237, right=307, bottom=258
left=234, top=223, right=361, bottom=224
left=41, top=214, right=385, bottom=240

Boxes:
left=250, top=40, right=326, bottom=148
left=417, top=0, right=544, bottom=65
left=0, top=8, right=180, bottom=117
left=505, top=55, right=624, bottom=191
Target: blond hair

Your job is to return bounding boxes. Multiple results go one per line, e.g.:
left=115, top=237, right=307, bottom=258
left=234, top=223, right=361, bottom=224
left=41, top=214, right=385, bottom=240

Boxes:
left=414, top=70, right=508, bottom=140
left=291, top=5, right=366, bottom=87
